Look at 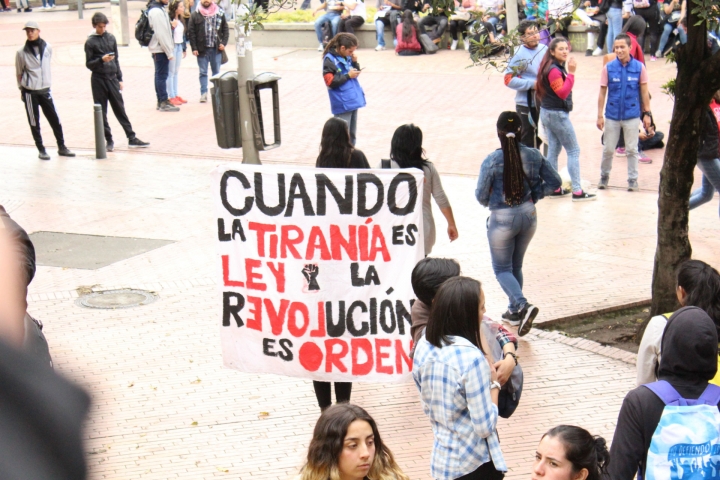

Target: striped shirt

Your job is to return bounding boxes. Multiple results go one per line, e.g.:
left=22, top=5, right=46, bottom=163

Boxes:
left=413, top=335, right=506, bottom=479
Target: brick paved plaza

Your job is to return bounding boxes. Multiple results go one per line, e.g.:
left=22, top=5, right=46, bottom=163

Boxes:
left=2, top=4, right=720, bottom=480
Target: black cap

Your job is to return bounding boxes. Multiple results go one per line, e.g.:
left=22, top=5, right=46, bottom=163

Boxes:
left=497, top=111, right=522, bottom=134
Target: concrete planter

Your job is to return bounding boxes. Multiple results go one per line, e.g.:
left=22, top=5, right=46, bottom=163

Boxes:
left=229, top=22, right=391, bottom=48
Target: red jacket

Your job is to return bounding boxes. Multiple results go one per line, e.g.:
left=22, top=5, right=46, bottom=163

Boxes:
left=395, top=24, right=421, bottom=53
left=627, top=32, right=645, bottom=64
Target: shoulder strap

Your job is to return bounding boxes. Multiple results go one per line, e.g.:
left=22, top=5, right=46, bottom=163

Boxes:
left=381, top=159, right=391, bottom=169
left=696, top=384, right=720, bottom=406
left=644, top=380, right=687, bottom=406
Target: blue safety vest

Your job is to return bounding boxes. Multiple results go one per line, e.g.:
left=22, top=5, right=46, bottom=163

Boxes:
left=605, top=57, right=643, bottom=121
left=324, top=52, right=366, bottom=115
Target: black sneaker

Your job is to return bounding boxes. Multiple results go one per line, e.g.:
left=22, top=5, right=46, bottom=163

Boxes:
left=572, top=190, right=597, bottom=202
left=24, top=7, right=32, bottom=11
left=518, top=303, right=539, bottom=336
left=106, top=141, right=114, bottom=152
left=38, top=150, right=50, bottom=160
left=547, top=187, right=571, bottom=199
left=585, top=49, right=593, bottom=56
left=58, top=146, right=75, bottom=157
left=501, top=310, right=522, bottom=326
left=158, top=100, right=179, bottom=112
left=129, top=137, right=150, bottom=148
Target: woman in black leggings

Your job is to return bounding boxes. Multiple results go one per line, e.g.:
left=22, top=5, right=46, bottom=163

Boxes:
left=633, top=0, right=661, bottom=55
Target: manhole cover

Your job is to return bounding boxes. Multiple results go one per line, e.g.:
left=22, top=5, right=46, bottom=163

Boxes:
left=75, top=289, right=157, bottom=309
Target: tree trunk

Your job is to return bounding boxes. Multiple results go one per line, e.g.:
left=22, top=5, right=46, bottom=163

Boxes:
left=649, top=13, right=720, bottom=325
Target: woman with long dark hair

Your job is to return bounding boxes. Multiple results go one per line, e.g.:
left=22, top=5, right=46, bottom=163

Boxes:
left=636, top=259, right=720, bottom=385
left=534, top=426, right=610, bottom=480
left=536, top=37, right=596, bottom=201
left=297, top=403, right=409, bottom=480
left=381, top=124, right=458, bottom=255
left=476, top=111, right=562, bottom=336
left=395, top=10, right=422, bottom=55
left=316, top=117, right=370, bottom=168
left=413, top=276, right=506, bottom=480
left=322, top=33, right=366, bottom=145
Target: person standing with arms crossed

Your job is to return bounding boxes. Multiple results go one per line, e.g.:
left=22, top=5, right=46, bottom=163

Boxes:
left=15, top=21, right=75, bottom=161
left=596, top=33, right=652, bottom=192
left=322, top=33, right=365, bottom=146
left=85, top=13, right=150, bottom=153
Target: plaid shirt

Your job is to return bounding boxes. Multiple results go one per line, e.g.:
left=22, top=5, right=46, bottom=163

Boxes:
left=413, top=335, right=507, bottom=480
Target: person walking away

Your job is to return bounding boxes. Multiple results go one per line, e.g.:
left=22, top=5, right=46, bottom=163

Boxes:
left=147, top=0, right=179, bottom=111
left=322, top=33, right=365, bottom=145
left=85, top=13, right=150, bottom=153
left=476, top=111, right=562, bottom=334
left=313, top=0, right=344, bottom=51
left=15, top=22, right=75, bottom=161
left=596, top=33, right=652, bottom=192
left=188, top=0, right=228, bottom=103
left=309, top=117, right=368, bottom=411
left=374, top=0, right=402, bottom=50
left=380, top=124, right=458, bottom=255
left=504, top=20, right=547, bottom=149
left=533, top=426, right=610, bottom=480
left=609, top=306, right=720, bottom=480
left=339, top=0, right=366, bottom=34
left=536, top=38, right=596, bottom=201
left=689, top=91, right=720, bottom=218
left=167, top=0, right=188, bottom=105
left=395, top=10, right=422, bottom=55
left=636, top=259, right=720, bottom=386
left=413, top=276, right=507, bottom=480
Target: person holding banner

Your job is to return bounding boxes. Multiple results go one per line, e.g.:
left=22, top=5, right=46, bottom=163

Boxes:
left=297, top=403, right=409, bottom=480
left=413, top=276, right=506, bottom=480
left=322, top=33, right=366, bottom=146
left=476, top=111, right=562, bottom=336
left=315, top=117, right=370, bottom=169
left=380, top=124, right=458, bottom=256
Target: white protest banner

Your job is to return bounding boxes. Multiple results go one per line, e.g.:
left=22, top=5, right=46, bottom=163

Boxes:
left=213, top=164, right=424, bottom=383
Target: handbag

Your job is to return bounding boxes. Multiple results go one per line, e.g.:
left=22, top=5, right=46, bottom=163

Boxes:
left=449, top=10, right=471, bottom=21
left=480, top=318, right=524, bottom=418
left=221, top=48, right=229, bottom=65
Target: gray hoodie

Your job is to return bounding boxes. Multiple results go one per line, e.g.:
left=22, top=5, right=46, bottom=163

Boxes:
left=15, top=40, right=52, bottom=91
left=147, top=2, right=175, bottom=58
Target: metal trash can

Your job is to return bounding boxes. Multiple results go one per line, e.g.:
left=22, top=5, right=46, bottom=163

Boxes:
left=210, top=71, right=242, bottom=149
left=247, top=72, right=282, bottom=151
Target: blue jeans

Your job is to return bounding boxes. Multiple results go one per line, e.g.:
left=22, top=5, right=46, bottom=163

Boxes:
left=658, top=22, right=687, bottom=53
left=541, top=108, right=582, bottom=192
left=167, top=43, right=183, bottom=99
left=335, top=110, right=358, bottom=146
left=376, top=19, right=389, bottom=47
left=197, top=47, right=221, bottom=95
left=689, top=158, right=720, bottom=217
left=152, top=52, right=170, bottom=103
left=606, top=7, right=623, bottom=48
left=487, top=201, right=538, bottom=312
left=315, top=12, right=341, bottom=43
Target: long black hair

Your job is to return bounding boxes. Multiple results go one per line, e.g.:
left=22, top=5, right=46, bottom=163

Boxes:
left=322, top=32, right=358, bottom=58
left=401, top=10, right=418, bottom=42
left=677, top=259, right=720, bottom=335
left=496, top=111, right=528, bottom=206
left=535, top=37, right=568, bottom=102
left=542, top=426, right=610, bottom=480
left=390, top=124, right=429, bottom=170
left=316, top=117, right=354, bottom=168
left=426, top=276, right=484, bottom=351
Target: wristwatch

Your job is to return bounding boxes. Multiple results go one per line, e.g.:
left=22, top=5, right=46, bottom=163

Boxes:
left=490, top=381, right=501, bottom=391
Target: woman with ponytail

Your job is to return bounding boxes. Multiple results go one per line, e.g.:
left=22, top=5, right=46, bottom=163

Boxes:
left=534, top=426, right=610, bottom=480
left=475, top=111, right=562, bottom=336
left=322, top=33, right=366, bottom=145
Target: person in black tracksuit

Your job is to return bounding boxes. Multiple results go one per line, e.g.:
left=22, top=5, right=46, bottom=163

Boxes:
left=85, top=13, right=149, bottom=152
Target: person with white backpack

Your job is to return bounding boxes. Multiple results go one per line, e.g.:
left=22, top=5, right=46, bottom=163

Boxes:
left=609, top=306, right=720, bottom=480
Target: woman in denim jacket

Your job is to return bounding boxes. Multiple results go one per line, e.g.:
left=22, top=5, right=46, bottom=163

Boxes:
left=475, top=111, right=561, bottom=336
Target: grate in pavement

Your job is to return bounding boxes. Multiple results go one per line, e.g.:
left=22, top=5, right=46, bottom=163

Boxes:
left=29, top=231, right=174, bottom=270
left=75, top=289, right=157, bottom=309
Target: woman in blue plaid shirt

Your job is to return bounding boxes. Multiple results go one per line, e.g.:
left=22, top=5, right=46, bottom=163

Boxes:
left=413, top=276, right=506, bottom=480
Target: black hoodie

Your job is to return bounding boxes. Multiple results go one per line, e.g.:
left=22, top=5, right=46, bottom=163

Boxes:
left=84, top=31, right=122, bottom=81
left=608, top=306, right=719, bottom=480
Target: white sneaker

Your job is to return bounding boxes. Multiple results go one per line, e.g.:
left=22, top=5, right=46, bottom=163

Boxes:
left=318, top=43, right=324, bottom=52
left=450, top=39, right=458, bottom=50
left=592, top=47, right=603, bottom=56
left=464, top=36, right=471, bottom=51
left=375, top=45, right=386, bottom=51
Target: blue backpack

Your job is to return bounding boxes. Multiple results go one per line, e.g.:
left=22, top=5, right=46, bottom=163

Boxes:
left=642, top=380, right=720, bottom=480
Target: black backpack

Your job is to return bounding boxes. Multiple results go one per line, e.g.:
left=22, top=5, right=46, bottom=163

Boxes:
left=135, top=7, right=155, bottom=47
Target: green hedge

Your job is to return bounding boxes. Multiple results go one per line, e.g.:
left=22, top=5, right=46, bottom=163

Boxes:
left=266, top=7, right=377, bottom=23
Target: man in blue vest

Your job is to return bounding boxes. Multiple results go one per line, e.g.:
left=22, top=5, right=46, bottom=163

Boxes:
left=596, top=33, right=652, bottom=192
